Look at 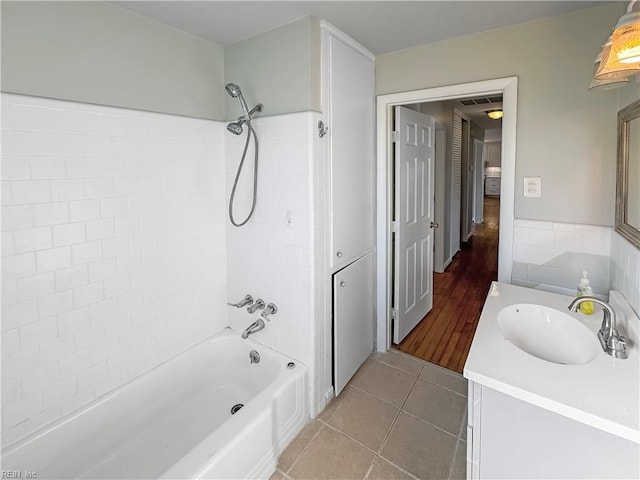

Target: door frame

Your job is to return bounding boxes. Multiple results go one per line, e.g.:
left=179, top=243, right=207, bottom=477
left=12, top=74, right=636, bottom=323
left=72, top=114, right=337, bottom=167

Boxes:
left=376, top=77, right=518, bottom=351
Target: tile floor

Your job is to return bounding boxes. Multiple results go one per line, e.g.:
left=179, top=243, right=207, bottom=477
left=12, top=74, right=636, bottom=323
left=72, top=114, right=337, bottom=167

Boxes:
left=272, top=349, right=468, bottom=480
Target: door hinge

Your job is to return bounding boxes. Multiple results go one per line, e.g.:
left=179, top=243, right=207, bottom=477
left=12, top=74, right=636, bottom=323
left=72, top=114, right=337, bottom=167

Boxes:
left=391, top=130, right=399, bottom=143
left=391, top=220, right=398, bottom=232
left=391, top=308, right=399, bottom=320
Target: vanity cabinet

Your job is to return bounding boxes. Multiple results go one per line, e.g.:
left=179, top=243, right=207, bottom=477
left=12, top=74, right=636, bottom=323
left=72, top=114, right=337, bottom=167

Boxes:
left=484, top=177, right=500, bottom=196
left=467, top=381, right=639, bottom=479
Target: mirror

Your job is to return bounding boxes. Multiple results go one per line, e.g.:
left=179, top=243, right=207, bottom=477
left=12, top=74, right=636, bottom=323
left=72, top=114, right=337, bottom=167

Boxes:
left=616, top=99, right=640, bottom=249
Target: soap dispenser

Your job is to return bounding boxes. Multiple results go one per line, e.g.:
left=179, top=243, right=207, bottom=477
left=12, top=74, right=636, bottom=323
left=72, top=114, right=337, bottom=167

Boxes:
left=576, top=270, right=594, bottom=315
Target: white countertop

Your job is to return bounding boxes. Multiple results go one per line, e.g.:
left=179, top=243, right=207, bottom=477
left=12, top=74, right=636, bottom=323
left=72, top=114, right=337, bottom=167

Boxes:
left=464, top=282, right=640, bottom=444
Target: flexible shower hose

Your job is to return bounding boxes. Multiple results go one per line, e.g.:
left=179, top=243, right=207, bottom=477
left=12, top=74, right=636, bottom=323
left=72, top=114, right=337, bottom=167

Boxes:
left=228, top=122, right=259, bottom=227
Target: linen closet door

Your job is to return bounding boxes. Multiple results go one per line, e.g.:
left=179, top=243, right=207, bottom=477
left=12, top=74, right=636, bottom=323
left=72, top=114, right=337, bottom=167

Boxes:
left=327, top=31, right=375, bottom=269
left=333, top=252, right=374, bottom=395
left=322, top=23, right=375, bottom=397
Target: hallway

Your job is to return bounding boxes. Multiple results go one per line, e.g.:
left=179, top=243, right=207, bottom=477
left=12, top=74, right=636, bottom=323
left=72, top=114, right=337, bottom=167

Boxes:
left=396, top=197, right=500, bottom=373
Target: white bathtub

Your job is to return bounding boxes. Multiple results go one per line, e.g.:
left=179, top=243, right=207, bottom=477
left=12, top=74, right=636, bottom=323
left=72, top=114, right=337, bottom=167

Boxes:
left=1, top=328, right=309, bottom=479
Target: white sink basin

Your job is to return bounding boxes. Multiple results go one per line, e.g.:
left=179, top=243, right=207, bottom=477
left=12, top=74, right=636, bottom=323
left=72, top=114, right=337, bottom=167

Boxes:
left=497, top=304, right=600, bottom=365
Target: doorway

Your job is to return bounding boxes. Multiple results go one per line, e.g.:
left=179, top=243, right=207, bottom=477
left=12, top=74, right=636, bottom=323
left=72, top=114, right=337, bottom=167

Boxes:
left=375, top=77, right=517, bottom=353
left=396, top=196, right=500, bottom=372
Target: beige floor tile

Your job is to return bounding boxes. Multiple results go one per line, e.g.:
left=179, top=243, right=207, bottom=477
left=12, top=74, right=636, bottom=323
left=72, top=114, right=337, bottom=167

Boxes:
left=278, top=420, right=322, bottom=473
left=269, top=468, right=286, bottom=480
left=374, top=350, right=423, bottom=375
left=367, top=457, right=416, bottom=480
left=317, top=395, right=340, bottom=422
left=288, top=426, right=375, bottom=480
left=419, top=363, right=468, bottom=396
left=350, top=359, right=416, bottom=407
left=381, top=413, right=457, bottom=480
left=449, top=441, right=467, bottom=480
left=326, top=386, right=399, bottom=451
left=403, top=379, right=467, bottom=436
left=460, top=411, right=467, bottom=440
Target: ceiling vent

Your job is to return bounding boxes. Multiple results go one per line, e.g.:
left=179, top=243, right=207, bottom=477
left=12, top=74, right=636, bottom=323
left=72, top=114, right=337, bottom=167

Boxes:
left=458, top=96, right=502, bottom=106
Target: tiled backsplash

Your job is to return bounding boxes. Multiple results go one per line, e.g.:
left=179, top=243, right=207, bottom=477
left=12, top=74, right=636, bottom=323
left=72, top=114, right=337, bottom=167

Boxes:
left=511, top=219, right=611, bottom=296
left=1, top=94, right=228, bottom=445
left=610, top=232, right=640, bottom=316
left=225, top=112, right=318, bottom=409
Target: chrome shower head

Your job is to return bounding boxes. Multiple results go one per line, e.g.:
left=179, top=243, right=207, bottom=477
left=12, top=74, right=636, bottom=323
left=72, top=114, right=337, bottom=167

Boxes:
left=225, top=83, right=242, bottom=98
left=227, top=122, right=244, bottom=135
left=225, top=82, right=250, bottom=118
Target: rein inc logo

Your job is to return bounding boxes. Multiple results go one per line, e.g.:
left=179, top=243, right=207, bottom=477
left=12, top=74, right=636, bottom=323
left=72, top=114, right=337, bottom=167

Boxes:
left=2, top=472, right=38, bottom=479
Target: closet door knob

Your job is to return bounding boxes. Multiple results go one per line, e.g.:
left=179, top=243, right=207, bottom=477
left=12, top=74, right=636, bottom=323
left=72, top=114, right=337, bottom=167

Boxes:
left=339, top=281, right=347, bottom=287
left=336, top=251, right=343, bottom=258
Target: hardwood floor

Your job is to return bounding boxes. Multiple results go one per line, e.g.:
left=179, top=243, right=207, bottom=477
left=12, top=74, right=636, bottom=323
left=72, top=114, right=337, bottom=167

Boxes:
left=395, top=197, right=500, bottom=373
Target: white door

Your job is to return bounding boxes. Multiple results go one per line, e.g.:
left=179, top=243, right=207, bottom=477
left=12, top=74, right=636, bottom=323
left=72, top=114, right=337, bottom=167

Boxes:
left=451, top=112, right=462, bottom=256
left=333, top=252, right=373, bottom=395
left=473, top=139, right=485, bottom=223
left=393, top=107, right=436, bottom=343
left=434, top=127, right=447, bottom=274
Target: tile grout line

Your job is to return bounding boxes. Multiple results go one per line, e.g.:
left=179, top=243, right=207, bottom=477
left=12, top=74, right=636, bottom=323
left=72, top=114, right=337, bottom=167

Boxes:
left=375, top=368, right=421, bottom=458
left=282, top=421, right=325, bottom=477
left=362, top=455, right=377, bottom=480
left=447, top=400, right=470, bottom=480
left=400, top=408, right=464, bottom=441
left=315, top=419, right=419, bottom=480
left=378, top=351, right=468, bottom=396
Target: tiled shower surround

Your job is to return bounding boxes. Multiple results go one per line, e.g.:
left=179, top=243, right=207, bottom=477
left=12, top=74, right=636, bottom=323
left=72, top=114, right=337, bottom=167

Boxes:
left=225, top=112, right=320, bottom=414
left=1, top=94, right=228, bottom=444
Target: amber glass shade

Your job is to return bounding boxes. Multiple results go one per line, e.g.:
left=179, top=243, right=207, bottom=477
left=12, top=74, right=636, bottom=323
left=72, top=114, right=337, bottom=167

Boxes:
left=595, top=40, right=640, bottom=79
left=612, top=12, right=640, bottom=63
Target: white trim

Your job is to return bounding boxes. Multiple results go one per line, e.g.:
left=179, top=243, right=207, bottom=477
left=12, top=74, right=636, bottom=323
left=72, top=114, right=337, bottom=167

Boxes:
left=319, top=20, right=375, bottom=61
left=376, top=77, right=518, bottom=351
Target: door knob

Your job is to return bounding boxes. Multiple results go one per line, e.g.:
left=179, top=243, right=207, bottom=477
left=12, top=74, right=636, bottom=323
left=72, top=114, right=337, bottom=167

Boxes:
left=336, top=251, right=343, bottom=258
left=339, top=281, right=347, bottom=287
left=430, top=221, right=439, bottom=228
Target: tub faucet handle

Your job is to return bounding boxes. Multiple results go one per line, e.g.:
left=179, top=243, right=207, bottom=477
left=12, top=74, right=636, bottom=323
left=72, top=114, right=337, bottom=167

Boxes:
left=247, top=298, right=265, bottom=314
left=227, top=294, right=253, bottom=308
left=261, top=303, right=277, bottom=321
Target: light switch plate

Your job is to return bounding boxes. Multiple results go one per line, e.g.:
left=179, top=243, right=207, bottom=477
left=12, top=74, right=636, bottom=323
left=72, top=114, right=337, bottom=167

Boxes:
left=523, top=177, right=542, bottom=197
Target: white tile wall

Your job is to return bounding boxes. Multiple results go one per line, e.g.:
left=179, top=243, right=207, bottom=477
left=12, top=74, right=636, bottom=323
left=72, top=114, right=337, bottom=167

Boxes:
left=511, top=219, right=611, bottom=295
left=1, top=93, right=228, bottom=445
left=225, top=112, right=318, bottom=412
left=610, top=232, right=640, bottom=316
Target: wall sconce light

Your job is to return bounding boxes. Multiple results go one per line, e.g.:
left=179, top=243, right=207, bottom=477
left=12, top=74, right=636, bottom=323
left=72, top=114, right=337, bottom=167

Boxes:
left=590, top=50, right=632, bottom=91
left=486, top=110, right=503, bottom=120
left=591, top=1, right=640, bottom=88
left=595, top=36, right=640, bottom=80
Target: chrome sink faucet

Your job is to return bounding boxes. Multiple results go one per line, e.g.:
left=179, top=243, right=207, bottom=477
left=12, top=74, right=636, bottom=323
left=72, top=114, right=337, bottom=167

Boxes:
left=568, top=296, right=627, bottom=359
left=241, top=319, right=265, bottom=339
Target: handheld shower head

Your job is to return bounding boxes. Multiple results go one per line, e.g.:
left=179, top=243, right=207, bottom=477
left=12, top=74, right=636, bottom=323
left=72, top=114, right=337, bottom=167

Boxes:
left=225, top=83, right=242, bottom=98
left=225, top=82, right=250, bottom=117
left=227, top=121, right=244, bottom=135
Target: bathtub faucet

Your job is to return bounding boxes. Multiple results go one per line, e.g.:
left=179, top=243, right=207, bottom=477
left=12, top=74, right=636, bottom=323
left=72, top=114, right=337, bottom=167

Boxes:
left=241, top=318, right=265, bottom=339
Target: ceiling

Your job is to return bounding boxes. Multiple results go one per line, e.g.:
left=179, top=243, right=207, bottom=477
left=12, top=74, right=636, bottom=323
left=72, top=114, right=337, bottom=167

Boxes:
left=114, top=1, right=612, bottom=56
left=456, top=96, right=503, bottom=131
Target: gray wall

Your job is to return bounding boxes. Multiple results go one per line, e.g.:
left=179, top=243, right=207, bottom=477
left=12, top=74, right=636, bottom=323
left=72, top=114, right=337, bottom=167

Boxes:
left=224, top=16, right=321, bottom=120
left=377, top=3, right=629, bottom=226
left=1, top=1, right=225, bottom=120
